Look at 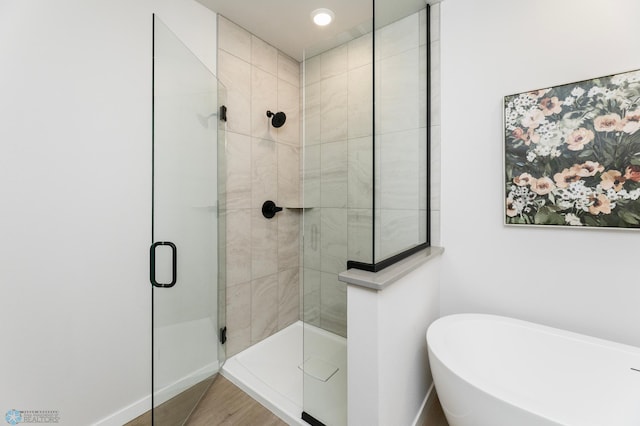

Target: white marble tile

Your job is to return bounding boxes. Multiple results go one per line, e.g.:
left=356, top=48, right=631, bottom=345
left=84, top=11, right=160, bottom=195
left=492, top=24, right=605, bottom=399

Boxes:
left=251, top=204, right=278, bottom=279
left=277, top=79, right=299, bottom=146
left=375, top=12, right=419, bottom=60
left=348, top=32, right=372, bottom=70
left=377, top=208, right=420, bottom=260
left=218, top=16, right=251, bottom=62
left=302, top=207, right=321, bottom=271
left=278, top=268, right=300, bottom=329
left=304, top=55, right=321, bottom=86
left=252, top=35, right=278, bottom=75
left=348, top=64, right=373, bottom=139
left=303, top=82, right=321, bottom=146
left=379, top=128, right=420, bottom=210
left=226, top=208, right=251, bottom=286
left=225, top=132, right=251, bottom=210
left=430, top=3, right=441, bottom=42
left=419, top=209, right=428, bottom=244
left=278, top=207, right=300, bottom=271
left=430, top=40, right=441, bottom=126
left=278, top=143, right=300, bottom=207
left=320, top=208, right=348, bottom=274
left=430, top=125, right=441, bottom=211
left=251, top=137, right=277, bottom=208
left=302, top=267, right=321, bottom=327
left=420, top=44, right=428, bottom=128
left=320, top=74, right=348, bottom=143
left=226, top=280, right=251, bottom=356
left=347, top=208, right=373, bottom=264
left=430, top=209, right=441, bottom=246
left=218, top=50, right=251, bottom=136
left=379, top=47, right=420, bottom=134
left=251, top=273, right=278, bottom=343
left=278, top=52, right=300, bottom=87
left=320, top=272, right=347, bottom=337
left=320, top=44, right=348, bottom=79
left=420, top=127, right=428, bottom=211
left=251, top=66, right=278, bottom=141
left=321, top=141, right=348, bottom=208
left=303, top=144, right=321, bottom=207
left=348, top=136, right=373, bottom=209
left=420, top=8, right=427, bottom=46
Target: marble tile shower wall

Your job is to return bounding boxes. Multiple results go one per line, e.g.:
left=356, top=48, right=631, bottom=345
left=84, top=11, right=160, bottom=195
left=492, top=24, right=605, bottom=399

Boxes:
left=374, top=10, right=429, bottom=261
left=302, top=6, right=441, bottom=334
left=302, top=32, right=373, bottom=338
left=218, top=16, right=301, bottom=357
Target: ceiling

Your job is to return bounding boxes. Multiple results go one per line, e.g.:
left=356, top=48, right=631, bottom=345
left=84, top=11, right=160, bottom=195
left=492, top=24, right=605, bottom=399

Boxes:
left=196, top=0, right=427, bottom=62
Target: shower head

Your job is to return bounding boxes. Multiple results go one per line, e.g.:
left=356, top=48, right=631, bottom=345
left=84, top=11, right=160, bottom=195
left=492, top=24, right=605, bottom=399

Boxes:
left=266, top=110, right=286, bottom=128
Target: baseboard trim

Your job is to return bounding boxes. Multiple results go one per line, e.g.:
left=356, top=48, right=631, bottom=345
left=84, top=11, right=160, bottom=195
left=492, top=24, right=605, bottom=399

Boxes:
left=411, top=383, right=435, bottom=426
left=93, top=394, right=151, bottom=426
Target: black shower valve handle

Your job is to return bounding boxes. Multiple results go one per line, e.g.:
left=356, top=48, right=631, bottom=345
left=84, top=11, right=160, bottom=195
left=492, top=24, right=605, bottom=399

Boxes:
left=262, top=200, right=283, bottom=219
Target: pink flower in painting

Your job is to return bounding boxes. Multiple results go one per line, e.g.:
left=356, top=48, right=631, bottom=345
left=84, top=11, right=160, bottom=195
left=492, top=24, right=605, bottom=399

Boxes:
left=521, top=109, right=545, bottom=129
left=593, top=113, right=622, bottom=132
left=506, top=199, right=517, bottom=217
left=624, top=165, right=640, bottom=182
left=513, top=173, right=534, bottom=186
left=620, top=109, right=640, bottom=134
left=554, top=167, right=581, bottom=189
left=572, top=161, right=604, bottom=177
left=528, top=88, right=550, bottom=99
left=565, top=128, right=595, bottom=151
left=539, top=97, right=562, bottom=116
left=600, top=170, right=626, bottom=191
left=588, top=194, right=612, bottom=215
left=530, top=177, right=555, bottom=195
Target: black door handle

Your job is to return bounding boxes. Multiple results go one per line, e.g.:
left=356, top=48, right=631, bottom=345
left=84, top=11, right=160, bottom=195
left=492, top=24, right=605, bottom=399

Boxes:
left=150, top=241, right=177, bottom=288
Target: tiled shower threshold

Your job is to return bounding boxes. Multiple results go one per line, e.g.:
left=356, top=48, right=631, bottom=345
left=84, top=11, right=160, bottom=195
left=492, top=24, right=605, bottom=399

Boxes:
left=221, top=321, right=347, bottom=426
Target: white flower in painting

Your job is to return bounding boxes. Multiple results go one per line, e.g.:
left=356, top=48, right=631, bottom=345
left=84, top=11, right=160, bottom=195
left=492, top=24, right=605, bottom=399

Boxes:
left=588, top=86, right=603, bottom=97
left=563, top=96, right=575, bottom=105
left=571, top=87, right=586, bottom=97
left=611, top=74, right=628, bottom=86
left=527, top=151, right=537, bottom=162
left=521, top=108, right=546, bottom=129
left=550, top=148, right=562, bottom=158
left=626, top=71, right=640, bottom=83
left=564, top=213, right=582, bottom=226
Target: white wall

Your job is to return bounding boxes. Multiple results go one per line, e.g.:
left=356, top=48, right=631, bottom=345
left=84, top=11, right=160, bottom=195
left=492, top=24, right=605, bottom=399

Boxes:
left=347, top=255, right=441, bottom=426
left=0, top=1, right=216, bottom=424
left=440, top=0, right=640, bottom=347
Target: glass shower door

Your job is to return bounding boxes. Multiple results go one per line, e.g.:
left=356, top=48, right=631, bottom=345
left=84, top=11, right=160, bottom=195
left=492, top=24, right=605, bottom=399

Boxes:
left=151, top=15, right=226, bottom=425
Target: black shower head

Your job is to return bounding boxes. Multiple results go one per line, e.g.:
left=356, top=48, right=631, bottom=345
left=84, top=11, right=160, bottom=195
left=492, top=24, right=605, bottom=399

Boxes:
left=266, top=110, right=286, bottom=128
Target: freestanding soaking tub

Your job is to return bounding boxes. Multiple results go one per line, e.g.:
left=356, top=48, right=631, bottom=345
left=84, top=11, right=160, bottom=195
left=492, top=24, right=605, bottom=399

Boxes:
left=427, top=314, right=640, bottom=426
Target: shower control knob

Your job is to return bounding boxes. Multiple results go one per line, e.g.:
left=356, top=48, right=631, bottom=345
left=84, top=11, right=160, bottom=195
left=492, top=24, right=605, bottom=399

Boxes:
left=262, top=200, right=283, bottom=219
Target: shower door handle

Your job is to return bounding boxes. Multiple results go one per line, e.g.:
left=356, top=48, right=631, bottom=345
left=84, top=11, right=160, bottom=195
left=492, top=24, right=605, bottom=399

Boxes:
left=150, top=241, right=177, bottom=288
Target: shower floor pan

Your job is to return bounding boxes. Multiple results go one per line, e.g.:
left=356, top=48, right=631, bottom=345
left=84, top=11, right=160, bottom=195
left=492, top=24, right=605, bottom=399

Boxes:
left=221, top=321, right=347, bottom=426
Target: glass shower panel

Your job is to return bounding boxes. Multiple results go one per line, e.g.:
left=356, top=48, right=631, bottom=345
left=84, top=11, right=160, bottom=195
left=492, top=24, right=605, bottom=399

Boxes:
left=374, top=2, right=429, bottom=263
left=152, top=15, right=226, bottom=425
left=301, top=16, right=373, bottom=425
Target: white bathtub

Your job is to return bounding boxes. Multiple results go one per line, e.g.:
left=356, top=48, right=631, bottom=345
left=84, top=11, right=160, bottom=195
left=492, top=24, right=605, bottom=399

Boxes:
left=427, top=314, right=640, bottom=426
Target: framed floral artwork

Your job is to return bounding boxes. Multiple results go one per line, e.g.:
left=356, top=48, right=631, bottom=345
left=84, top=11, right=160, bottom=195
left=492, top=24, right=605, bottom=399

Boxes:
left=504, top=69, right=640, bottom=228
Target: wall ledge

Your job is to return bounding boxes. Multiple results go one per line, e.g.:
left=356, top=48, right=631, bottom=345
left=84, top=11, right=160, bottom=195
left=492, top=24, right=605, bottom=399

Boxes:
left=339, top=246, right=444, bottom=291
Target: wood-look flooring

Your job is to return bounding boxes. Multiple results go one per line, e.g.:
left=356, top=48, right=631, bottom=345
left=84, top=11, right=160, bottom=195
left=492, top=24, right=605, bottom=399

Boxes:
left=423, top=394, right=450, bottom=426
left=124, top=375, right=284, bottom=426
left=125, top=375, right=449, bottom=426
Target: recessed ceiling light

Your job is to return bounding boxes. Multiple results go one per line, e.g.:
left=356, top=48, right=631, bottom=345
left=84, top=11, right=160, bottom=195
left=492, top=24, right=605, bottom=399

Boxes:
left=311, top=8, right=335, bottom=26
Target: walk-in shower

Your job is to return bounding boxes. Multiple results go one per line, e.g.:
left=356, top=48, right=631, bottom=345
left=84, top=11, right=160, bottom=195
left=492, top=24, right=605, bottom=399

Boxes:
left=150, top=0, right=430, bottom=423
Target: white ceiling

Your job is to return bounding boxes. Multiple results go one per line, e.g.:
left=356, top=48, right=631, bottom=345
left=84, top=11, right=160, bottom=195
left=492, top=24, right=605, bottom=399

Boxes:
left=196, top=0, right=427, bottom=62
